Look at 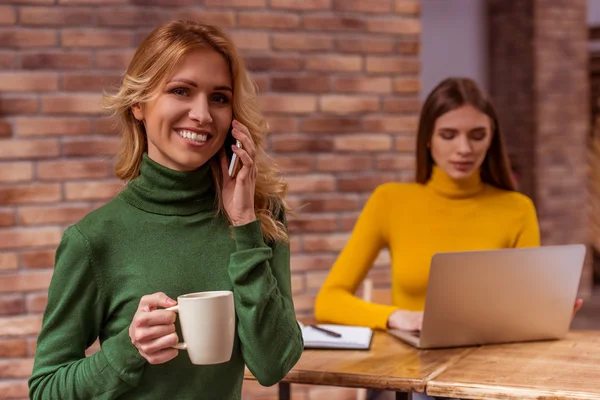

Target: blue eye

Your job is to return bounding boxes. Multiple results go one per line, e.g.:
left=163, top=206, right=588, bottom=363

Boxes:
left=212, top=94, right=229, bottom=104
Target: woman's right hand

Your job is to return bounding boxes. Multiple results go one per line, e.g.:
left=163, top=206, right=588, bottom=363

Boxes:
left=387, top=309, right=423, bottom=331
left=129, top=292, right=180, bottom=364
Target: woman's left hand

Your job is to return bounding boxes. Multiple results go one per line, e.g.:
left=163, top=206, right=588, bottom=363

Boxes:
left=220, top=119, right=257, bottom=226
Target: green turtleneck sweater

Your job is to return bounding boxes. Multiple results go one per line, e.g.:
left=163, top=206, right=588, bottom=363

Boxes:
left=29, top=154, right=303, bottom=400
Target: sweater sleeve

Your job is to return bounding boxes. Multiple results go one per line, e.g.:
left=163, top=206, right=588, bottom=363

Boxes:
left=514, top=196, right=541, bottom=248
left=228, top=212, right=303, bottom=387
left=29, top=225, right=147, bottom=400
left=314, top=184, right=398, bottom=330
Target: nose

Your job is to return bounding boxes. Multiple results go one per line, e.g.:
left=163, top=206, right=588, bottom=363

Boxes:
left=189, top=97, right=213, bottom=126
left=456, top=134, right=473, bottom=155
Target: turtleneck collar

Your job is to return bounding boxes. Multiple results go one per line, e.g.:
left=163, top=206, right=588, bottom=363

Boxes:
left=426, top=165, right=484, bottom=199
left=118, top=153, right=216, bottom=216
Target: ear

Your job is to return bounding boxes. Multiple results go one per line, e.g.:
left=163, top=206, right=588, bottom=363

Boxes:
left=131, top=104, right=144, bottom=121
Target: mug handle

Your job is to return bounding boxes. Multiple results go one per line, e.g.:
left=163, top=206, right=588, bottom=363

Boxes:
left=165, top=305, right=187, bottom=350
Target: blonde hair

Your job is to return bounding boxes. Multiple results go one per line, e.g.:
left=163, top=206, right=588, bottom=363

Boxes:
left=103, top=19, right=290, bottom=243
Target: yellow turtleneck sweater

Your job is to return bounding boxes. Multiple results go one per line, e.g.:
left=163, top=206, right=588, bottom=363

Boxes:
left=314, top=166, right=540, bottom=330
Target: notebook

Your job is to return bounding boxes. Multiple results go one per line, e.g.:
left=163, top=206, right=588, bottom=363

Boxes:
left=298, top=321, right=373, bottom=350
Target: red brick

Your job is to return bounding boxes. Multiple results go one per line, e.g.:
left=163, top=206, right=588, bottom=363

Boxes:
left=0, top=211, right=15, bottom=227
left=246, top=55, right=302, bottom=72
left=395, top=0, right=421, bottom=15
left=293, top=293, right=317, bottom=312
left=63, top=138, right=120, bottom=156
left=0, top=6, right=17, bottom=25
left=336, top=37, right=395, bottom=54
left=0, top=96, right=39, bottom=115
left=127, top=0, right=193, bottom=4
left=287, top=214, right=338, bottom=233
left=26, top=293, right=47, bottom=313
left=272, top=33, right=333, bottom=51
left=171, top=10, right=235, bottom=28
left=303, top=15, right=366, bottom=31
left=316, top=154, right=372, bottom=172
left=92, top=117, right=121, bottom=136
left=0, top=120, right=10, bottom=137
left=0, top=294, right=24, bottom=316
left=0, top=380, right=29, bottom=398
left=290, top=274, right=305, bottom=294
left=376, top=154, right=415, bottom=170
left=333, top=77, right=392, bottom=94
left=58, top=0, right=127, bottom=3
left=65, top=181, right=123, bottom=201
left=20, top=250, right=55, bottom=269
left=28, top=338, right=36, bottom=356
left=273, top=155, right=313, bottom=173
left=204, top=0, right=266, bottom=7
left=290, top=254, right=336, bottom=272
left=395, top=135, right=416, bottom=152
left=0, top=162, right=34, bottom=183
left=271, top=75, right=330, bottom=93
left=230, top=31, right=270, bottom=51
left=63, top=72, right=122, bottom=92
left=38, top=160, right=110, bottom=181
left=303, top=233, right=350, bottom=253
left=271, top=135, right=333, bottom=152
left=320, top=95, right=380, bottom=114
left=0, top=51, right=16, bottom=68
left=338, top=174, right=396, bottom=192
left=334, top=134, right=392, bottom=152
left=383, top=97, right=421, bottom=113
left=0, top=315, right=43, bottom=336
left=0, top=339, right=27, bottom=358
left=0, top=72, right=58, bottom=92
left=286, top=175, right=335, bottom=193
left=264, top=117, right=298, bottom=133
left=298, top=194, right=360, bottom=212
left=21, top=51, right=92, bottom=70
left=0, top=140, right=59, bottom=160
left=95, top=50, right=135, bottom=69
left=258, top=95, right=317, bottom=114
left=333, top=0, right=391, bottom=13
left=300, top=117, right=362, bottom=133
left=305, top=55, right=362, bottom=72
left=62, top=30, right=132, bottom=48
left=306, top=271, right=329, bottom=290
left=15, top=117, right=90, bottom=137
left=393, top=77, right=421, bottom=93
left=367, top=17, right=420, bottom=34
left=0, top=253, right=18, bottom=271
left=366, top=56, right=420, bottom=74
left=0, top=272, right=52, bottom=294
left=96, top=8, right=170, bottom=27
left=0, top=29, right=57, bottom=48
left=0, top=229, right=62, bottom=250
left=19, top=6, right=94, bottom=25
left=0, top=184, right=61, bottom=204
left=0, top=358, right=34, bottom=379
left=42, top=94, right=103, bottom=114
left=238, top=12, right=299, bottom=29
left=271, top=0, right=330, bottom=9
left=363, top=116, right=419, bottom=133
left=397, top=40, right=420, bottom=55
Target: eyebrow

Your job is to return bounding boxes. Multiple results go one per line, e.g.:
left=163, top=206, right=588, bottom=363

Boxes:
left=167, top=78, right=233, bottom=92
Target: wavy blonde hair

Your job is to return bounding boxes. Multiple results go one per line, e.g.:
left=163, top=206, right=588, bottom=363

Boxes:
left=103, top=19, right=290, bottom=243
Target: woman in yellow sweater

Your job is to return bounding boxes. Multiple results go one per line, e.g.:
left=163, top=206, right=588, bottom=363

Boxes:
left=315, top=77, right=582, bottom=335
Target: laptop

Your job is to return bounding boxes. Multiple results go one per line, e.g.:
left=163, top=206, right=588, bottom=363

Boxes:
left=388, top=244, right=586, bottom=349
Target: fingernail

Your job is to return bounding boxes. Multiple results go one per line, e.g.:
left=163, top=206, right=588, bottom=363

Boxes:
left=167, top=298, right=176, bottom=304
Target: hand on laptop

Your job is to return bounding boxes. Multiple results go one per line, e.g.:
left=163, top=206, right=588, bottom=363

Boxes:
left=387, top=310, right=423, bottom=332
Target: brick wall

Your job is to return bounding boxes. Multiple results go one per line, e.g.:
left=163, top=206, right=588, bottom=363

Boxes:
left=0, top=1, right=421, bottom=398
left=589, top=26, right=600, bottom=283
left=488, top=0, right=593, bottom=296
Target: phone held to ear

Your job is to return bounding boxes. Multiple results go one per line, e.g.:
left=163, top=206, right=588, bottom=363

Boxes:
left=225, top=127, right=242, bottom=178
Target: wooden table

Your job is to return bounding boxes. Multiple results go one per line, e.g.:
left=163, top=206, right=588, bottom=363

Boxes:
left=426, top=331, right=600, bottom=400
left=244, top=330, right=473, bottom=400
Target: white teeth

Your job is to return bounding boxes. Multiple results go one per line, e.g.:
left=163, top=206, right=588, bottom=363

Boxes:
left=176, top=130, right=208, bottom=143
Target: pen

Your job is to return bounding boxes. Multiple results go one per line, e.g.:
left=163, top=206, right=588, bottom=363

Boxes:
left=309, top=325, right=342, bottom=338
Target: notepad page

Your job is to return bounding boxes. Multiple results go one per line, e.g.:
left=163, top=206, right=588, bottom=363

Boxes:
left=301, top=324, right=373, bottom=349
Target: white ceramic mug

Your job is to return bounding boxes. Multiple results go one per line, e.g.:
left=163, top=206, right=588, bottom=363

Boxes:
left=165, top=291, right=235, bottom=365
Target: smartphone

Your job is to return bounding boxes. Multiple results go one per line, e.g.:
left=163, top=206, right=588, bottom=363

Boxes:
left=225, top=126, right=243, bottom=178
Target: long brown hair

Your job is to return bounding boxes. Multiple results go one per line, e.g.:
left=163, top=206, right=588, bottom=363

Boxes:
left=415, top=77, right=515, bottom=191
left=103, top=20, right=290, bottom=243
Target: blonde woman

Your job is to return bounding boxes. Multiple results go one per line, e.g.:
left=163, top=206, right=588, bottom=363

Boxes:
left=29, top=20, right=303, bottom=400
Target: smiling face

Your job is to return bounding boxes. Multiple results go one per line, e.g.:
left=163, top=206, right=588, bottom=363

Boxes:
left=430, top=104, right=493, bottom=180
left=131, top=48, right=233, bottom=172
